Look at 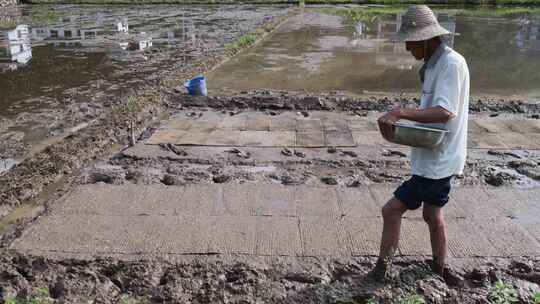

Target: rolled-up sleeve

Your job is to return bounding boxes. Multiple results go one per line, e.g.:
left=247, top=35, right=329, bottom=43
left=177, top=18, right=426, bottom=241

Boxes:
left=433, top=62, right=460, bottom=115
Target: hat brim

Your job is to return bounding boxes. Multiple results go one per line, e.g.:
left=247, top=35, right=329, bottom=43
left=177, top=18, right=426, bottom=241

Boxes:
left=394, top=25, right=452, bottom=42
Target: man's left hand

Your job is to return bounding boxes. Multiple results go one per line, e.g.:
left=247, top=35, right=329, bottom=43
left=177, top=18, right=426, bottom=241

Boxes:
left=378, top=109, right=402, bottom=140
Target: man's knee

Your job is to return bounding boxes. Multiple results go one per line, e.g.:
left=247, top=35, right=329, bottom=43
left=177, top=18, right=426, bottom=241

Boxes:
left=381, top=198, right=406, bottom=220
left=423, top=210, right=444, bottom=227
left=381, top=205, right=391, bottom=219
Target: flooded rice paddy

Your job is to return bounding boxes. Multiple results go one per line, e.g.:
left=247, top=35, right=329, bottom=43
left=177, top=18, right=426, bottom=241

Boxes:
left=209, top=7, right=540, bottom=98
left=0, top=4, right=289, bottom=165
left=0, top=4, right=286, bottom=112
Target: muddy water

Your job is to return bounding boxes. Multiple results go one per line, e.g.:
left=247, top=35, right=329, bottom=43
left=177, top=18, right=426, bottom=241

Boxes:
left=0, top=158, right=18, bottom=175
left=209, top=7, right=540, bottom=98
left=0, top=4, right=290, bottom=164
left=1, top=44, right=113, bottom=114
left=0, top=5, right=284, bottom=112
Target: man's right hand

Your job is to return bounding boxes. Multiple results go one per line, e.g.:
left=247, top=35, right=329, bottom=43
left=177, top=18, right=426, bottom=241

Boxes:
left=378, top=109, right=401, bottom=141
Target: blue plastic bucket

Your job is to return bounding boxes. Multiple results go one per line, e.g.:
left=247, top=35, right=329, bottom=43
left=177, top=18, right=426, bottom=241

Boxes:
left=184, top=75, right=207, bottom=96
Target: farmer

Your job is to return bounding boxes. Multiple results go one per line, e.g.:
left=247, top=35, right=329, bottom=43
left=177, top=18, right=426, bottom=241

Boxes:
left=374, top=5, right=469, bottom=280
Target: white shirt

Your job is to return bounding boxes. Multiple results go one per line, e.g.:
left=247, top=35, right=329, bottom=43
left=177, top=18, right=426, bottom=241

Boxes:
left=410, top=43, right=470, bottom=179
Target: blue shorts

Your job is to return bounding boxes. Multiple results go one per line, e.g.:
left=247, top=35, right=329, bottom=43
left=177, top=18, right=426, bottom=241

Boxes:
left=394, top=175, right=453, bottom=210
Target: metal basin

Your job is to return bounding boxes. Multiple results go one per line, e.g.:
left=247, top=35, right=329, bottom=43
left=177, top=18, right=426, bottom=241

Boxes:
left=389, top=122, right=449, bottom=148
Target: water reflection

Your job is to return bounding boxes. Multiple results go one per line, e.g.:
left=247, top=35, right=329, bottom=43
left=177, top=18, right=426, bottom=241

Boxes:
left=313, top=11, right=456, bottom=71
left=0, top=4, right=288, bottom=111
left=0, top=6, right=209, bottom=71
left=0, top=158, right=18, bottom=176
left=116, top=17, right=129, bottom=33
left=210, top=11, right=456, bottom=93
left=32, top=25, right=100, bottom=42
left=209, top=9, right=540, bottom=97
left=0, top=24, right=32, bottom=72
left=515, top=15, right=540, bottom=51
left=352, top=13, right=416, bottom=70
left=30, top=17, right=153, bottom=52
left=0, top=4, right=290, bottom=176
left=0, top=6, right=205, bottom=107
left=0, top=4, right=279, bottom=79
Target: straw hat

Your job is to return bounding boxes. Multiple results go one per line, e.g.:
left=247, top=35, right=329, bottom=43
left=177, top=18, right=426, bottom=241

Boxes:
left=397, top=5, right=451, bottom=42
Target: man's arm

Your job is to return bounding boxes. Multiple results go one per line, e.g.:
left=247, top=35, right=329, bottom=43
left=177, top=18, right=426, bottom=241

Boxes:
left=378, top=106, right=454, bottom=140
left=378, top=60, right=463, bottom=140
left=398, top=106, right=455, bottom=123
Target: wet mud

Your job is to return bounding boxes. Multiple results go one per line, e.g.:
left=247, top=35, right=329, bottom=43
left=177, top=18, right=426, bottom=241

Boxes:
left=75, top=142, right=540, bottom=189
left=179, top=90, right=540, bottom=114
left=1, top=251, right=540, bottom=303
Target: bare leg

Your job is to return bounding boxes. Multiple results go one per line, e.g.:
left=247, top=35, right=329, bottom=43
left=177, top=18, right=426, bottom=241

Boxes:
left=370, top=197, right=408, bottom=280
left=423, top=204, right=448, bottom=271
left=379, top=197, right=408, bottom=260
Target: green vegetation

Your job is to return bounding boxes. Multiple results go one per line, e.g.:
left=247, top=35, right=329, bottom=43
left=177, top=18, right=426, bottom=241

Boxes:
left=0, top=6, right=22, bottom=30
left=118, top=294, right=151, bottom=304
left=488, top=280, right=518, bottom=304
left=333, top=296, right=378, bottom=304
left=334, top=298, right=362, bottom=304
left=534, top=292, right=540, bottom=304
left=25, top=0, right=540, bottom=4
left=364, top=298, right=377, bottom=304
left=309, top=0, right=422, bottom=3
left=318, top=5, right=540, bottom=23
left=5, top=288, right=55, bottom=304
left=492, top=0, right=540, bottom=4
left=225, top=28, right=266, bottom=55
left=399, top=294, right=426, bottom=304
left=0, top=19, right=18, bottom=30
left=114, top=95, right=143, bottom=115
left=453, top=6, right=540, bottom=16
left=27, top=0, right=294, bottom=4
left=223, top=18, right=280, bottom=55
left=30, top=7, right=66, bottom=24
left=318, top=0, right=540, bottom=4
left=319, top=6, right=404, bottom=23
left=4, top=290, right=150, bottom=304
